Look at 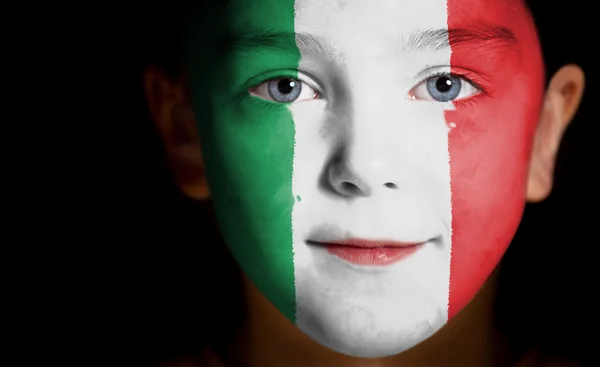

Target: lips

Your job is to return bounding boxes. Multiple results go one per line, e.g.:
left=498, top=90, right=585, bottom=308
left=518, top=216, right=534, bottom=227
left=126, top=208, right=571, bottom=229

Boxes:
left=309, top=238, right=425, bottom=266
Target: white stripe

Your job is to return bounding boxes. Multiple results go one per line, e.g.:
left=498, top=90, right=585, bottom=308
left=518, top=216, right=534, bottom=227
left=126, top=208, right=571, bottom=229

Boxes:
left=290, top=0, right=452, bottom=357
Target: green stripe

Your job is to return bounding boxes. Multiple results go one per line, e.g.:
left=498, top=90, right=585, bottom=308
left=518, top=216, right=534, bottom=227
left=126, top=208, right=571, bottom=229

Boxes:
left=185, top=0, right=300, bottom=322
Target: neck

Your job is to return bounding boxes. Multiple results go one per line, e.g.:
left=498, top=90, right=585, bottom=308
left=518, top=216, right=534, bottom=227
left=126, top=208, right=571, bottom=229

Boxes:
left=216, top=269, right=514, bottom=367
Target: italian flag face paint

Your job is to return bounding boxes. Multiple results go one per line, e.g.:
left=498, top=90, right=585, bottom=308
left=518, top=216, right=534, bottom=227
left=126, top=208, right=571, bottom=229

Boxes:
left=186, top=0, right=544, bottom=358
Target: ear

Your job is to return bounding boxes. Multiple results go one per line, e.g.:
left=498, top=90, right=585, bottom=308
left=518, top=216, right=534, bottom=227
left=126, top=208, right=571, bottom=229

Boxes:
left=526, top=64, right=585, bottom=203
left=143, top=67, right=210, bottom=201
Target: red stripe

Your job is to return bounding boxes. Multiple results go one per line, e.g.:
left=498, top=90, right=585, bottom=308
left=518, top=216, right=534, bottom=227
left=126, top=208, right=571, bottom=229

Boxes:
left=446, top=0, right=545, bottom=318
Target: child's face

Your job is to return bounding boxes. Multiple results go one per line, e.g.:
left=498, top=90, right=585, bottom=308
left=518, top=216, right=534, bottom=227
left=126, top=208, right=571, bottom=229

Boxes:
left=185, top=0, right=544, bottom=358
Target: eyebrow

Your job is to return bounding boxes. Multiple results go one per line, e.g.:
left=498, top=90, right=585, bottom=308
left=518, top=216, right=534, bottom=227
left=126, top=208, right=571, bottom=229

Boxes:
left=218, top=29, right=337, bottom=57
left=219, top=23, right=518, bottom=58
left=398, top=24, right=518, bottom=54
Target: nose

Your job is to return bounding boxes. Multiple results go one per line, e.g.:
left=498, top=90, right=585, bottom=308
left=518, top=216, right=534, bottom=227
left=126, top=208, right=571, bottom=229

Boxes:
left=322, top=83, right=419, bottom=199
left=326, top=149, right=400, bottom=198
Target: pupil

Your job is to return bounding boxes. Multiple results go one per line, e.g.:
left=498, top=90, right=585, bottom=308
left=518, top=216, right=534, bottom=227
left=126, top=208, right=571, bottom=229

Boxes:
left=436, top=77, right=452, bottom=93
left=278, top=79, right=296, bottom=94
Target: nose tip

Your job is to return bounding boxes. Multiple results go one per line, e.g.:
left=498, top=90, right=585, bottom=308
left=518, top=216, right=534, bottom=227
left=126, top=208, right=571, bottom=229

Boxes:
left=328, top=165, right=399, bottom=197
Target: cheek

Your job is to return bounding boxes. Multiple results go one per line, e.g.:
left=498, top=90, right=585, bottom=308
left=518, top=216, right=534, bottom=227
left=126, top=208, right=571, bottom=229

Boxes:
left=445, top=79, right=544, bottom=318
left=201, top=102, right=297, bottom=225
left=445, top=0, right=545, bottom=318
left=194, top=101, right=300, bottom=321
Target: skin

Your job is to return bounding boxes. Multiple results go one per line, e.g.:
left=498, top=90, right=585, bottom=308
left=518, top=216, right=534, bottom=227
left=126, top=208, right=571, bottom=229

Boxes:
left=143, top=0, right=585, bottom=365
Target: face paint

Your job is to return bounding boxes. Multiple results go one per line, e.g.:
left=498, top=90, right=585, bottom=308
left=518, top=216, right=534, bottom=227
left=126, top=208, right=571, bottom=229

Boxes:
left=185, top=0, right=544, bottom=358
left=445, top=0, right=544, bottom=318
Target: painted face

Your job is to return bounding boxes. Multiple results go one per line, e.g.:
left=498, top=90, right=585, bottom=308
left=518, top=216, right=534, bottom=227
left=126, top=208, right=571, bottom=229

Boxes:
left=185, top=0, right=544, bottom=358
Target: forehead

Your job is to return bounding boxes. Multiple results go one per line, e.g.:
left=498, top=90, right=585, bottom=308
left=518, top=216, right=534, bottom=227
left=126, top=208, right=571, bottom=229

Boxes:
left=294, top=0, right=448, bottom=37
left=223, top=0, right=531, bottom=37
left=207, top=0, right=536, bottom=73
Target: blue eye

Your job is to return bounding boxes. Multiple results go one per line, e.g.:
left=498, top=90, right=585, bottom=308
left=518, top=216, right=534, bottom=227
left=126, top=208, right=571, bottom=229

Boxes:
left=267, top=79, right=302, bottom=102
left=410, top=73, right=479, bottom=102
left=427, top=75, right=461, bottom=102
left=250, top=76, right=320, bottom=103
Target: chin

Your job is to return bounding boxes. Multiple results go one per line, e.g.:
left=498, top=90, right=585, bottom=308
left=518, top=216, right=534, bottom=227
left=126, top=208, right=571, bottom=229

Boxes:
left=296, top=290, right=447, bottom=358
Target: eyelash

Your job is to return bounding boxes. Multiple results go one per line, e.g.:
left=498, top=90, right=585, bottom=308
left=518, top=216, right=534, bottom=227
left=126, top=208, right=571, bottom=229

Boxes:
left=243, top=70, right=321, bottom=111
left=418, top=70, right=490, bottom=107
left=245, top=68, right=490, bottom=109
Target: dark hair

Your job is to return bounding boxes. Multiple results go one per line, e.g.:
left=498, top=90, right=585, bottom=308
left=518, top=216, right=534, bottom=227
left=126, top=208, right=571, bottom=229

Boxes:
left=129, top=1, right=593, bottom=366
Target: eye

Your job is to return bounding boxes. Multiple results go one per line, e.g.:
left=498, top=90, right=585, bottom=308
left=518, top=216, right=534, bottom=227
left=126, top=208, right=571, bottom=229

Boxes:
left=249, top=77, right=320, bottom=103
left=409, top=73, right=479, bottom=102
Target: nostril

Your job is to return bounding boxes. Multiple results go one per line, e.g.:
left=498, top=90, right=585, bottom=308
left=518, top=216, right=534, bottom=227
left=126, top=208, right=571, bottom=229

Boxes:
left=384, top=182, right=398, bottom=189
left=341, top=181, right=360, bottom=194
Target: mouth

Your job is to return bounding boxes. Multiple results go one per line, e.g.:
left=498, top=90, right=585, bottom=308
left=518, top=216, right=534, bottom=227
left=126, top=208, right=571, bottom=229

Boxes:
left=307, top=238, right=426, bottom=266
